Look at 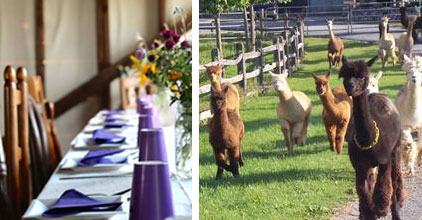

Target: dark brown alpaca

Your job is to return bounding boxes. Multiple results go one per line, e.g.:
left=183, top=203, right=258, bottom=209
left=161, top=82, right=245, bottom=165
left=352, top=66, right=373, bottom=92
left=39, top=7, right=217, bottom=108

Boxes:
left=339, top=56, right=405, bottom=220
left=209, top=86, right=244, bottom=179
left=312, top=71, right=352, bottom=155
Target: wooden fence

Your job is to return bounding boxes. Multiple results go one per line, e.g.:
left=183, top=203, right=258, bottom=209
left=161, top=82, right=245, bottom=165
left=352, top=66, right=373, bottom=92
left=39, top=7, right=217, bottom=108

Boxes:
left=199, top=21, right=305, bottom=120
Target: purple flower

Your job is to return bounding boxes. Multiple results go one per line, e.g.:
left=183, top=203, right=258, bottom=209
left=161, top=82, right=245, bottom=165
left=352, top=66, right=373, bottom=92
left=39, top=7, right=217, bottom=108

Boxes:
left=148, top=54, right=156, bottom=62
left=173, top=34, right=181, bottom=42
left=152, top=40, right=161, bottom=48
left=135, top=49, right=145, bottom=60
left=161, top=30, right=174, bottom=39
left=181, top=40, right=190, bottom=48
left=165, top=40, right=176, bottom=49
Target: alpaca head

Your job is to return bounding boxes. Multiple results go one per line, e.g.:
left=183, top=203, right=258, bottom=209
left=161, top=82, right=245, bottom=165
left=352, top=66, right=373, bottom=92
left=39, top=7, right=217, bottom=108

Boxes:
left=402, top=55, right=422, bottom=87
left=210, top=86, right=229, bottom=112
left=401, top=128, right=415, bottom=152
left=380, top=16, right=389, bottom=28
left=339, top=55, right=378, bottom=97
left=312, top=71, right=331, bottom=96
left=270, top=70, right=289, bottom=92
left=326, top=19, right=333, bottom=30
left=206, top=65, right=223, bottom=83
left=409, top=15, right=417, bottom=24
left=367, top=71, right=383, bottom=94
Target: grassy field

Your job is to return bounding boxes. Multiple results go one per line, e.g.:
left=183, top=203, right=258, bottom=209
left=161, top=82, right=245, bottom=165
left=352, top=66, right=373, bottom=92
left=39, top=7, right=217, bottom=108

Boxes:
left=199, top=37, right=406, bottom=219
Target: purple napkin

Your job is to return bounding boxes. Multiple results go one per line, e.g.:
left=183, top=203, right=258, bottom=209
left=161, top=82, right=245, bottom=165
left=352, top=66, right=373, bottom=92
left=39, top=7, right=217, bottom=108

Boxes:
left=105, top=116, right=123, bottom=122
left=78, top=149, right=126, bottom=167
left=91, top=129, right=125, bottom=145
left=42, top=189, right=122, bottom=218
left=104, top=122, right=126, bottom=129
left=102, top=109, right=123, bottom=117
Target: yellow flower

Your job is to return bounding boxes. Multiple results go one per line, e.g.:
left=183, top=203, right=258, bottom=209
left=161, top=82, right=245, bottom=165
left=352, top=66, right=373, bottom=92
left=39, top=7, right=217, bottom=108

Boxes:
left=138, top=64, right=151, bottom=75
left=130, top=55, right=141, bottom=69
left=168, top=70, right=182, bottom=80
left=138, top=73, right=148, bottom=86
left=170, top=84, right=178, bottom=92
left=151, top=63, right=158, bottom=74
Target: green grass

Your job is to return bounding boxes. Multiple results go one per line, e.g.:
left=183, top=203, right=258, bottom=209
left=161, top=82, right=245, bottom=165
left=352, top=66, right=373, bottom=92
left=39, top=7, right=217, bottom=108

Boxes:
left=199, top=37, right=406, bottom=220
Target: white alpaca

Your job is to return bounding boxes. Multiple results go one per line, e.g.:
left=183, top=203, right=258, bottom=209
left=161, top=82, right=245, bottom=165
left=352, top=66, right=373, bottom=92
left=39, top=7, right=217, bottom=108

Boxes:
left=400, top=128, right=422, bottom=175
left=270, top=70, right=312, bottom=152
left=367, top=71, right=383, bottom=94
left=395, top=55, right=422, bottom=168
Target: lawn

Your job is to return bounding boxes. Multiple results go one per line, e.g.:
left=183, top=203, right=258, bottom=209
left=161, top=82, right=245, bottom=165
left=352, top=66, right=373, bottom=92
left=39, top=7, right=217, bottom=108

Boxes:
left=199, top=37, right=406, bottom=219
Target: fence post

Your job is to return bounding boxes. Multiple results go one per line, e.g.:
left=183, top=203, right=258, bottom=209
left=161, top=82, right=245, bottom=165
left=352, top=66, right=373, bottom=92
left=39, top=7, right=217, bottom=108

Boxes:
left=250, top=6, right=256, bottom=51
left=215, top=13, right=224, bottom=58
left=298, top=17, right=305, bottom=59
left=260, top=8, right=265, bottom=40
left=256, top=39, right=264, bottom=89
left=273, top=37, right=282, bottom=75
left=236, top=43, right=247, bottom=92
left=211, top=48, right=222, bottom=77
left=281, top=36, right=287, bottom=73
left=242, top=7, right=250, bottom=51
left=294, top=26, right=300, bottom=69
left=283, top=26, right=291, bottom=76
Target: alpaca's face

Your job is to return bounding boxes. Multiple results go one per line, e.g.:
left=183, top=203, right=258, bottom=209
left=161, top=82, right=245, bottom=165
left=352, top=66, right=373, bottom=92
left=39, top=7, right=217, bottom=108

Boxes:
left=401, top=129, right=415, bottom=152
left=380, top=17, right=389, bottom=28
left=270, top=71, right=288, bottom=91
left=326, top=20, right=333, bottom=29
left=403, top=55, right=422, bottom=86
left=211, top=90, right=226, bottom=111
left=367, top=71, right=382, bottom=94
left=339, top=56, right=377, bottom=97
left=206, top=66, right=222, bottom=83
left=312, top=73, right=330, bottom=96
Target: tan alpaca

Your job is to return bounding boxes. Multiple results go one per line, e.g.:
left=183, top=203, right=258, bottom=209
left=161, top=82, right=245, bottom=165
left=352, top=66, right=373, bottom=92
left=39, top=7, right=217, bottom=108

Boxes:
left=326, top=19, right=344, bottom=70
left=379, top=16, right=398, bottom=68
left=400, top=128, right=422, bottom=176
left=270, top=71, right=312, bottom=152
left=312, top=72, right=352, bottom=155
left=397, top=16, right=417, bottom=62
left=206, top=65, right=240, bottom=116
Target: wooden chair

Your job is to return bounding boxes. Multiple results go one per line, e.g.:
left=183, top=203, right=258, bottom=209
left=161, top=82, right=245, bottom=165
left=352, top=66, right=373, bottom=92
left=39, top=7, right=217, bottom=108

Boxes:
left=120, top=75, right=145, bottom=109
left=3, top=66, right=31, bottom=217
left=1, top=136, right=15, bottom=220
left=28, top=75, right=61, bottom=167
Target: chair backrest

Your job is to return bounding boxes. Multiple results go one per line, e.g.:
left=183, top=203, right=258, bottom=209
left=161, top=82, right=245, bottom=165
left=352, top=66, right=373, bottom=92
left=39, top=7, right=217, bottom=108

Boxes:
left=28, top=75, right=61, bottom=167
left=3, top=66, right=31, bottom=217
left=120, top=75, right=145, bottom=109
left=28, top=95, right=54, bottom=197
left=0, top=136, right=15, bottom=220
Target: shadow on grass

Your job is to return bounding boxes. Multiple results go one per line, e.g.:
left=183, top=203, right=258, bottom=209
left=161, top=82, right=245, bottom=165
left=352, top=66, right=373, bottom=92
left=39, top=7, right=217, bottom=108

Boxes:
left=200, top=166, right=354, bottom=188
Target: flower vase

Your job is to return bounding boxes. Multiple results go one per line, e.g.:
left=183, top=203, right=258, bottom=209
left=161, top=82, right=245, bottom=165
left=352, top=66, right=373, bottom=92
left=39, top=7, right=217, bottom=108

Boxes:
left=174, top=101, right=192, bottom=179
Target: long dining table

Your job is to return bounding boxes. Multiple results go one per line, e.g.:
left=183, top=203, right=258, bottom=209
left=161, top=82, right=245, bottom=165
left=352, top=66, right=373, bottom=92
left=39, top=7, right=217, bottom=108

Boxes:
left=23, top=109, right=192, bottom=219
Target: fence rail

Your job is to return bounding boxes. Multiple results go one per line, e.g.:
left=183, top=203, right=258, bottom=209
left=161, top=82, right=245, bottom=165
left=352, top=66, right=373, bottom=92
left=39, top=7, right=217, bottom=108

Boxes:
left=199, top=21, right=305, bottom=120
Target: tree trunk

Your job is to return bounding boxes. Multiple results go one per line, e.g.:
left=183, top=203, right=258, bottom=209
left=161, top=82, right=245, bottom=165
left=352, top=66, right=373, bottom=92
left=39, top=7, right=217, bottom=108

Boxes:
left=242, top=7, right=250, bottom=51
left=249, top=7, right=256, bottom=51
left=215, top=13, right=223, bottom=58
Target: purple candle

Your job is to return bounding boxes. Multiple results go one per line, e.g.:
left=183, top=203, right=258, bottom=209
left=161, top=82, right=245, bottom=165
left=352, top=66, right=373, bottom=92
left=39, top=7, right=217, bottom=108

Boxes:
left=139, top=128, right=168, bottom=162
left=129, top=161, right=174, bottom=220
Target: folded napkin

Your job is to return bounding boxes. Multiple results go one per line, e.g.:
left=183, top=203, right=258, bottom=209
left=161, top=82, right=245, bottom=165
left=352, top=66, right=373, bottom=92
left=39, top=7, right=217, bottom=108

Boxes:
left=105, top=116, right=122, bottom=122
left=78, top=149, right=126, bottom=166
left=91, top=129, right=125, bottom=145
left=102, top=109, right=123, bottom=117
left=104, top=122, right=126, bottom=129
left=42, top=189, right=122, bottom=218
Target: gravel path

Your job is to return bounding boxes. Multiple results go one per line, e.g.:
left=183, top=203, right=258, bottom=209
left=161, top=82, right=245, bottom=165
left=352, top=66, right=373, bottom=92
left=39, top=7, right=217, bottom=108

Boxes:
left=333, top=167, right=422, bottom=220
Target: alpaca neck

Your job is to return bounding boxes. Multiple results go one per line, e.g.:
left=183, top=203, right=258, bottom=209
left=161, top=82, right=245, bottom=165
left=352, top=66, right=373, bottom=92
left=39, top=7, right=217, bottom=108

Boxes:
left=320, top=86, right=339, bottom=116
left=213, top=107, right=230, bottom=134
left=382, top=25, right=388, bottom=39
left=328, top=27, right=335, bottom=40
left=277, top=85, right=293, bottom=102
left=352, top=91, right=376, bottom=147
left=406, top=83, right=422, bottom=109
left=407, top=22, right=414, bottom=38
left=211, top=80, right=222, bottom=91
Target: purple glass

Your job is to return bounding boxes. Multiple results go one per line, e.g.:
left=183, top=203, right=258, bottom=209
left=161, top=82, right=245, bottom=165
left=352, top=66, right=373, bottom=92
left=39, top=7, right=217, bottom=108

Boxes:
left=141, top=105, right=161, bottom=127
left=137, top=115, right=154, bottom=147
left=136, top=97, right=151, bottom=114
left=129, top=161, right=174, bottom=220
left=139, top=128, right=168, bottom=162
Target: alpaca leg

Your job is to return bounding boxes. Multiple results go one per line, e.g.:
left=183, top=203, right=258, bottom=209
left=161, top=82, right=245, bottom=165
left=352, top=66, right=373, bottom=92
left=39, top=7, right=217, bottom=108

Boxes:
left=372, top=163, right=393, bottom=217
left=389, top=48, right=397, bottom=65
left=356, top=168, right=377, bottom=220
left=238, top=145, right=244, bottom=167
left=292, top=122, right=304, bottom=146
left=214, top=149, right=227, bottom=179
left=335, top=122, right=348, bottom=155
left=227, top=148, right=240, bottom=177
left=328, top=53, right=333, bottom=70
left=409, top=143, right=418, bottom=175
left=418, top=129, right=422, bottom=167
left=281, top=120, right=293, bottom=152
left=391, top=142, right=406, bottom=220
left=298, top=110, right=311, bottom=145
left=324, top=123, right=336, bottom=152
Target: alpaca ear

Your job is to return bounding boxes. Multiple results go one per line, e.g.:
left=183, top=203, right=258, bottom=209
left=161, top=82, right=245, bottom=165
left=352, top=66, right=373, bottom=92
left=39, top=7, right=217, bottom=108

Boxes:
left=403, top=54, right=412, bottom=64
left=325, top=70, right=331, bottom=79
left=311, top=73, right=318, bottom=80
left=375, top=71, right=383, bottom=80
left=366, top=55, right=378, bottom=67
left=342, top=56, right=349, bottom=64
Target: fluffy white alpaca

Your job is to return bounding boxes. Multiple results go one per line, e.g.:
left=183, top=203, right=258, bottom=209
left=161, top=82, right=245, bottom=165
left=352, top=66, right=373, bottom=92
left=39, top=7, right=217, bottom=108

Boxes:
left=270, top=70, right=312, bottom=152
left=401, top=128, right=422, bottom=175
left=367, top=71, right=383, bottom=94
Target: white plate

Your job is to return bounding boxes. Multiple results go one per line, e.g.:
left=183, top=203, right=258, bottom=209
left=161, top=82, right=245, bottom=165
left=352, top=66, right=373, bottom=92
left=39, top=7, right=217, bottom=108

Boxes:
left=71, top=133, right=138, bottom=150
left=82, top=124, right=137, bottom=134
left=59, top=150, right=138, bottom=172
left=22, top=196, right=126, bottom=220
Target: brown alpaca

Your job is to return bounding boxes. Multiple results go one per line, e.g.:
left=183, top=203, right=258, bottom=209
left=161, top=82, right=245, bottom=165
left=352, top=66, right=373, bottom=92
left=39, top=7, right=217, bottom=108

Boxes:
left=209, top=86, right=244, bottom=179
left=327, top=19, right=344, bottom=70
left=312, top=71, right=352, bottom=155
left=206, top=65, right=240, bottom=116
left=379, top=16, right=398, bottom=68
left=397, top=16, right=416, bottom=62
